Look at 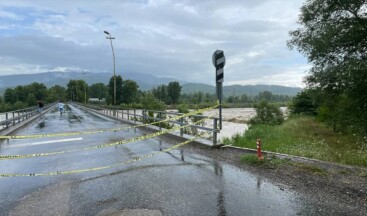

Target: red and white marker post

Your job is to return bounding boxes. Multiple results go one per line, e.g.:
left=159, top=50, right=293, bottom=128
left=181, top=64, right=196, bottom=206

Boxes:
left=256, top=139, right=264, bottom=160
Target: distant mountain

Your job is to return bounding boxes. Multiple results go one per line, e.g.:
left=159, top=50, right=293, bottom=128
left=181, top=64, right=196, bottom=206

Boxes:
left=181, top=83, right=214, bottom=94
left=0, top=71, right=302, bottom=97
left=223, top=84, right=301, bottom=96
left=182, top=83, right=302, bottom=96
left=0, top=71, right=185, bottom=91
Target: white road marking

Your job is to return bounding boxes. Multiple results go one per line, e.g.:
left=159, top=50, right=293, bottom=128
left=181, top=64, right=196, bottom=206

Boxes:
left=5, top=137, right=83, bottom=148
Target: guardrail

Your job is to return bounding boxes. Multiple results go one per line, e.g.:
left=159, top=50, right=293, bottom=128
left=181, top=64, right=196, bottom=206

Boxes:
left=77, top=103, right=220, bottom=145
left=0, top=103, right=55, bottom=131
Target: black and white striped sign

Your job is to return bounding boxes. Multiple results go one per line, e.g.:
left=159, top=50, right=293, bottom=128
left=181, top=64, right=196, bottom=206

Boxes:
left=212, top=50, right=225, bottom=82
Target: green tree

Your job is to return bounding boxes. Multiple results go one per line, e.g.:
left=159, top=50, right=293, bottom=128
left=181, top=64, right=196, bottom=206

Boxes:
left=67, top=80, right=87, bottom=103
left=258, top=91, right=273, bottom=101
left=14, top=85, right=27, bottom=102
left=167, top=81, right=182, bottom=104
left=122, top=80, right=139, bottom=104
left=4, top=88, right=16, bottom=104
left=107, top=75, right=123, bottom=105
left=240, top=94, right=249, bottom=103
left=152, top=84, right=168, bottom=103
left=89, top=83, right=107, bottom=100
left=26, top=93, right=37, bottom=106
left=46, top=85, right=67, bottom=102
left=27, top=82, right=47, bottom=100
left=288, top=0, right=367, bottom=133
left=290, top=89, right=318, bottom=115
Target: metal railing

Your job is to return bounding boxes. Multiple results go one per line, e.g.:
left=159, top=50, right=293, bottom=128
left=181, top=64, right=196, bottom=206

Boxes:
left=77, top=103, right=220, bottom=145
left=0, top=103, right=55, bottom=131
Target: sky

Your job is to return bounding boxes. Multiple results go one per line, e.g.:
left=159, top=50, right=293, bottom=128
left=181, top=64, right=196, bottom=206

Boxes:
left=0, top=0, right=310, bottom=87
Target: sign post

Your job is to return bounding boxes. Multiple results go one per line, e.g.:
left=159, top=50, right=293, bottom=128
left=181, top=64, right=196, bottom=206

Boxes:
left=212, top=50, right=225, bottom=130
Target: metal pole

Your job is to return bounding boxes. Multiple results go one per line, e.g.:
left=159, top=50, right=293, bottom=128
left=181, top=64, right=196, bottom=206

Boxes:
left=110, top=38, right=116, bottom=106
left=5, top=113, right=8, bottom=128
left=213, top=118, right=218, bottom=145
left=104, top=31, right=116, bottom=106
left=82, top=72, right=87, bottom=104
left=216, top=82, right=223, bottom=130
left=219, top=82, right=222, bottom=130
left=134, top=109, right=136, bottom=123
left=180, top=117, right=184, bottom=137
left=159, top=112, right=162, bottom=131
left=109, top=37, right=116, bottom=106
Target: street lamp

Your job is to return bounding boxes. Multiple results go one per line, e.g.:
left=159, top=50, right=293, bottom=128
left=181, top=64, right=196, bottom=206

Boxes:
left=82, top=72, right=87, bottom=104
left=104, top=30, right=116, bottom=106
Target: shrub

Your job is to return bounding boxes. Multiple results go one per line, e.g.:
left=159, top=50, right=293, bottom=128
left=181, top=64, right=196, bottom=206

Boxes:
left=178, top=103, right=189, bottom=113
left=250, top=100, right=284, bottom=125
left=141, top=93, right=165, bottom=111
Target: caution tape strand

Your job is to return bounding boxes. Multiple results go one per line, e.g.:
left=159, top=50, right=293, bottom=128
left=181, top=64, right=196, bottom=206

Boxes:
left=0, top=133, right=209, bottom=177
left=0, top=116, right=213, bottom=160
left=0, top=103, right=218, bottom=139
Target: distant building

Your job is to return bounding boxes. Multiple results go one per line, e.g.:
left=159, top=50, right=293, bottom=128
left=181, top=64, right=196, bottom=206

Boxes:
left=88, top=98, right=106, bottom=102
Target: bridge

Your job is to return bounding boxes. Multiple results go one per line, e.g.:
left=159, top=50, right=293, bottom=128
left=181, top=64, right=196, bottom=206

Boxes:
left=0, top=103, right=310, bottom=215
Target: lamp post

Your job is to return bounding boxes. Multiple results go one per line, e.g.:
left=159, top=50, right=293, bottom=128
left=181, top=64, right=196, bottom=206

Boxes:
left=104, top=30, right=116, bottom=106
left=82, top=72, right=87, bottom=104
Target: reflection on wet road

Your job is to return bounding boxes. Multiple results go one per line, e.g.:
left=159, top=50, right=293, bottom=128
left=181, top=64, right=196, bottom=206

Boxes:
left=0, top=104, right=314, bottom=215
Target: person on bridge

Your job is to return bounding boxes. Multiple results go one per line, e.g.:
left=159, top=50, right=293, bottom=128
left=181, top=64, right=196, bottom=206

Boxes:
left=38, top=101, right=44, bottom=113
left=58, top=101, right=64, bottom=115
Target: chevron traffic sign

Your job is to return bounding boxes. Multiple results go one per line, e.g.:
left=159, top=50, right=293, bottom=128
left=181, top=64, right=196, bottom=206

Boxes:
left=212, top=50, right=225, bottom=82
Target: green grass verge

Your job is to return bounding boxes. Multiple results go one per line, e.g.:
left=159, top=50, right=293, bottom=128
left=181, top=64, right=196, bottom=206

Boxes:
left=224, top=116, right=367, bottom=167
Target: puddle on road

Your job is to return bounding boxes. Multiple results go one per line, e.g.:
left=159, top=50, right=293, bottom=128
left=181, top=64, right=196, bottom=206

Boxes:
left=67, top=145, right=314, bottom=216
left=37, top=121, right=45, bottom=129
left=151, top=149, right=310, bottom=215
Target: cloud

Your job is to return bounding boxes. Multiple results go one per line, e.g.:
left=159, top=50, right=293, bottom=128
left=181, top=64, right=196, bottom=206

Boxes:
left=0, top=0, right=308, bottom=87
left=0, top=10, right=23, bottom=20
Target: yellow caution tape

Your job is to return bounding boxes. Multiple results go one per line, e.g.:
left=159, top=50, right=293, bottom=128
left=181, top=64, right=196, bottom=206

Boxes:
left=0, top=133, right=207, bottom=177
left=0, top=103, right=218, bottom=139
left=0, top=116, right=211, bottom=160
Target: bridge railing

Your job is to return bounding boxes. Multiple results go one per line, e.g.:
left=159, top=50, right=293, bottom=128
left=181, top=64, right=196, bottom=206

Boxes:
left=78, top=103, right=220, bottom=145
left=0, top=103, right=55, bottom=131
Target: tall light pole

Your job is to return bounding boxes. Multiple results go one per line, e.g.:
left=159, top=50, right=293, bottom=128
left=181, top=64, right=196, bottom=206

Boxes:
left=104, top=30, right=116, bottom=106
left=82, top=72, right=87, bottom=104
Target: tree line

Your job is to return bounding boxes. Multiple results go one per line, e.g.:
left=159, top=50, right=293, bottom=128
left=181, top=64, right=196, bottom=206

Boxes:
left=288, top=0, right=367, bottom=134
left=181, top=90, right=292, bottom=106
left=0, top=77, right=184, bottom=112
left=0, top=75, right=295, bottom=112
left=0, top=83, right=66, bottom=112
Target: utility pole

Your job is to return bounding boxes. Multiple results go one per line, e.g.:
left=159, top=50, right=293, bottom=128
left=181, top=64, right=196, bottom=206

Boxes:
left=82, top=72, right=87, bottom=104
left=104, top=31, right=116, bottom=106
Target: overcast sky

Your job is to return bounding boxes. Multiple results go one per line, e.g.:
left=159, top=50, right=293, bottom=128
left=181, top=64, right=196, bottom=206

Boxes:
left=0, top=0, right=309, bottom=87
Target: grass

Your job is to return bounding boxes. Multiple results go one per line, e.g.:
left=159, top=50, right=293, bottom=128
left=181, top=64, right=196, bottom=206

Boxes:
left=223, top=116, right=367, bottom=167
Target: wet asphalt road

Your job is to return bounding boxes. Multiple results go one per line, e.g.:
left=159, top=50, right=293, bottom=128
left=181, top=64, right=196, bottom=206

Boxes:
left=0, top=104, right=315, bottom=216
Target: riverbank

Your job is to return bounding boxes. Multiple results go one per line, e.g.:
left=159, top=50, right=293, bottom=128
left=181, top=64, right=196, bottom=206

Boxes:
left=222, top=115, right=367, bottom=167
